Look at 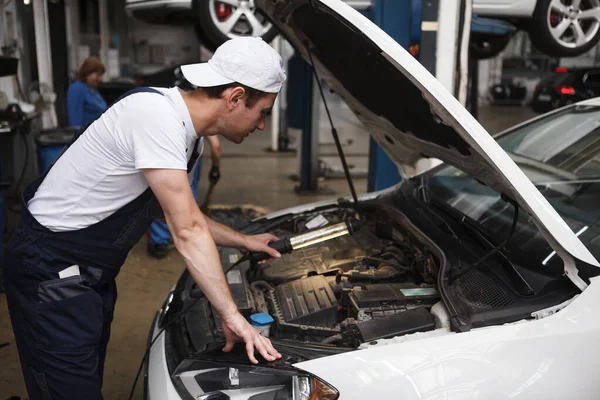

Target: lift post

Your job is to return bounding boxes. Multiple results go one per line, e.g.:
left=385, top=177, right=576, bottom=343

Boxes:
left=367, top=0, right=415, bottom=192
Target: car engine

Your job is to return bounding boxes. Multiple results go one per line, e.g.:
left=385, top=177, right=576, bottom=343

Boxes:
left=218, top=206, right=442, bottom=348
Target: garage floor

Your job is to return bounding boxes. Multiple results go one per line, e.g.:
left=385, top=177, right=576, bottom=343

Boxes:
left=0, top=102, right=536, bottom=399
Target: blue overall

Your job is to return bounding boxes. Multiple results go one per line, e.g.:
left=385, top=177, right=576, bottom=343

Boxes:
left=2, top=87, right=200, bottom=399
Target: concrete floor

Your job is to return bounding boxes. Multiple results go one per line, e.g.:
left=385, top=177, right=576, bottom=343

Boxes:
left=0, top=103, right=536, bottom=399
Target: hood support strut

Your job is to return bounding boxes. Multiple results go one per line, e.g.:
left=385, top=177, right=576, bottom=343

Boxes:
left=305, top=39, right=360, bottom=215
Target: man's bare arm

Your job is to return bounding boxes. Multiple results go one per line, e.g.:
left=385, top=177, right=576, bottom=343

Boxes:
left=205, top=217, right=245, bottom=247
left=205, top=215, right=282, bottom=259
left=143, top=168, right=280, bottom=363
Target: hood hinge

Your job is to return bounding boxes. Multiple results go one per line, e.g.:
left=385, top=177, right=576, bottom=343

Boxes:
left=531, top=295, right=578, bottom=320
left=564, top=256, right=588, bottom=291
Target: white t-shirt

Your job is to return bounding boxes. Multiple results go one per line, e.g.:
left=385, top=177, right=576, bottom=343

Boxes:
left=28, top=87, right=204, bottom=232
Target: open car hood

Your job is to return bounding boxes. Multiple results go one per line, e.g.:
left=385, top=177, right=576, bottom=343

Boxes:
left=258, top=0, right=599, bottom=287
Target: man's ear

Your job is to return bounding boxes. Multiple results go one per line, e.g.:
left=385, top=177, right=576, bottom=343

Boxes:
left=225, top=86, right=246, bottom=110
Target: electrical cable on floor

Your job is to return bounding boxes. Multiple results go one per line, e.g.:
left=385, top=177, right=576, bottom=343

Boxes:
left=128, top=296, right=201, bottom=400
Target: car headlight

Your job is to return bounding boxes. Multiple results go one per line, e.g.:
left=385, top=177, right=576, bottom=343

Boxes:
left=174, top=361, right=338, bottom=400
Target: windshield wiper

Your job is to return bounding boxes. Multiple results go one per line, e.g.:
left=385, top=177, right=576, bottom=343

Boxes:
left=533, top=176, right=600, bottom=186
left=423, top=186, right=534, bottom=294
left=449, top=194, right=520, bottom=284
left=417, top=178, right=460, bottom=241
left=423, top=183, right=501, bottom=248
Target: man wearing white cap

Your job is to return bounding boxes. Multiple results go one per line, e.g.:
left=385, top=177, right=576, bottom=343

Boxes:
left=4, top=37, right=286, bottom=399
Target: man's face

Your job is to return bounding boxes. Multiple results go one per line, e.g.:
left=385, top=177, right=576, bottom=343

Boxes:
left=221, top=92, right=277, bottom=144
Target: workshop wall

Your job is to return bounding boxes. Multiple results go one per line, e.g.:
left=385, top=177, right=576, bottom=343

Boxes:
left=127, top=19, right=202, bottom=74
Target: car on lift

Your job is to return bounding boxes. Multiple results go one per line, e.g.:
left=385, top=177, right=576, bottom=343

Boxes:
left=530, top=66, right=600, bottom=113
left=474, top=0, right=600, bottom=57
left=142, top=1, right=600, bottom=399
left=125, top=0, right=600, bottom=57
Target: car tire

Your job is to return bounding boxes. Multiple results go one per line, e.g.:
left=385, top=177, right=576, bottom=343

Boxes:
left=528, top=0, right=600, bottom=57
left=192, top=0, right=279, bottom=52
left=193, top=22, right=212, bottom=50
left=470, top=33, right=513, bottom=60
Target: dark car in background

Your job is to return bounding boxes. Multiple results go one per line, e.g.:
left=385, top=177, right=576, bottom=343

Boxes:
left=531, top=67, right=600, bottom=113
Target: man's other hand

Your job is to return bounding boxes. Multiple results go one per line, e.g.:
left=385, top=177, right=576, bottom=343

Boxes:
left=242, top=234, right=281, bottom=262
left=221, top=312, right=282, bottom=364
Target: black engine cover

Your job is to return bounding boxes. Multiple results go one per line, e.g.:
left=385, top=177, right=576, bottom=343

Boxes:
left=255, top=227, right=383, bottom=284
left=274, top=275, right=338, bottom=328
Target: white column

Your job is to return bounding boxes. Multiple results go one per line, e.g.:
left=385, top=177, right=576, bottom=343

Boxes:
left=99, top=0, right=110, bottom=80
left=435, top=0, right=461, bottom=94
left=0, top=1, right=6, bottom=47
left=270, top=35, right=282, bottom=152
left=65, top=0, right=81, bottom=73
left=33, top=0, right=58, bottom=128
left=457, top=0, right=472, bottom=106
left=478, top=59, right=490, bottom=105
left=419, top=0, right=464, bottom=175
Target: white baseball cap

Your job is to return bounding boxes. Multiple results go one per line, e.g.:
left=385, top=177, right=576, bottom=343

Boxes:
left=181, top=37, right=286, bottom=93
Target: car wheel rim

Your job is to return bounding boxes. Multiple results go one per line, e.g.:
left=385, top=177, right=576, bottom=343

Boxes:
left=548, top=0, right=600, bottom=49
left=208, top=0, right=272, bottom=39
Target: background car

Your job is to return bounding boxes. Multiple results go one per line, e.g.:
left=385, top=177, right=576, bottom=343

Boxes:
left=488, top=81, right=528, bottom=104
left=125, top=0, right=371, bottom=52
left=475, top=0, right=600, bottom=57
left=125, top=0, right=600, bottom=56
left=531, top=66, right=600, bottom=112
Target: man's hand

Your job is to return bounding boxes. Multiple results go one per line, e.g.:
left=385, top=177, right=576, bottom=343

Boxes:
left=209, top=165, right=220, bottom=185
left=221, top=312, right=282, bottom=364
left=242, top=233, right=281, bottom=262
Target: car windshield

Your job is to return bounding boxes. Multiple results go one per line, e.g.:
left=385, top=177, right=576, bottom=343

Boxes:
left=427, top=105, right=600, bottom=275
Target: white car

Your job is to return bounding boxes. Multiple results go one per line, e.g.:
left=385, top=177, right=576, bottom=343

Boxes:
left=144, top=1, right=600, bottom=399
left=125, top=0, right=600, bottom=56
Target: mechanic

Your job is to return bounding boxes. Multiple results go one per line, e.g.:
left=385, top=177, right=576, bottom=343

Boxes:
left=148, top=135, right=221, bottom=259
left=3, top=37, right=285, bottom=400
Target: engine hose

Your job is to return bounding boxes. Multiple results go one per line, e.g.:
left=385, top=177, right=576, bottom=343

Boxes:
left=382, top=247, right=404, bottom=258
left=380, top=252, right=402, bottom=263
left=321, top=334, right=343, bottom=345
left=342, top=265, right=402, bottom=282
left=361, top=257, right=409, bottom=272
left=328, top=259, right=358, bottom=271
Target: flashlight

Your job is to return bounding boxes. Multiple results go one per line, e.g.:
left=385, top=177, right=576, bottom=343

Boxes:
left=248, top=219, right=364, bottom=262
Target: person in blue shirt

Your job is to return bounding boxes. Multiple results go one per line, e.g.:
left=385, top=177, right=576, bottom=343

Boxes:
left=66, top=56, right=108, bottom=128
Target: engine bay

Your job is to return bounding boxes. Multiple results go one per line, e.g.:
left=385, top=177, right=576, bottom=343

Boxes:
left=215, top=206, right=443, bottom=348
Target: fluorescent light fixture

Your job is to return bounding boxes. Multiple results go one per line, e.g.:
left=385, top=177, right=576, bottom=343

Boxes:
left=542, top=225, right=588, bottom=265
